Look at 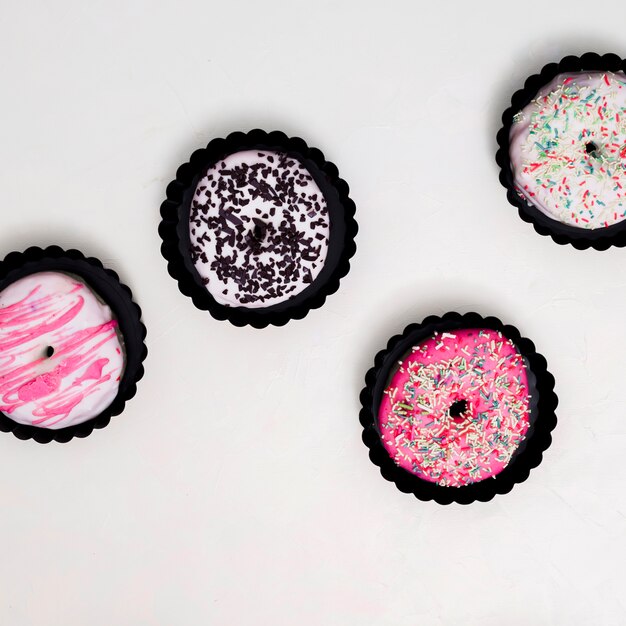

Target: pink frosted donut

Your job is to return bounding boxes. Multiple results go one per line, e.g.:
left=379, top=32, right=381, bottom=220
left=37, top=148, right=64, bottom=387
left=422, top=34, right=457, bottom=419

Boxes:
left=377, top=328, right=531, bottom=487
left=0, top=272, right=125, bottom=429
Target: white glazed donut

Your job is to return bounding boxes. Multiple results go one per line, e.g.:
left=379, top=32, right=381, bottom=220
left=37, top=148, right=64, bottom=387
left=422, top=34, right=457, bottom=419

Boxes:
left=510, top=71, right=626, bottom=229
left=0, top=272, right=125, bottom=429
left=189, top=149, right=330, bottom=308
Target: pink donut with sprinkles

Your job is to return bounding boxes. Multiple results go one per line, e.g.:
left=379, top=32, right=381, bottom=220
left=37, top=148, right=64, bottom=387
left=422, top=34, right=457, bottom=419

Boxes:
left=377, top=328, right=532, bottom=487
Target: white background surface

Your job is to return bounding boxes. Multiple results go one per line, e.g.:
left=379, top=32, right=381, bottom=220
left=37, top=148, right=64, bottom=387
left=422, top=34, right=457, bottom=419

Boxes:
left=1, top=1, right=625, bottom=624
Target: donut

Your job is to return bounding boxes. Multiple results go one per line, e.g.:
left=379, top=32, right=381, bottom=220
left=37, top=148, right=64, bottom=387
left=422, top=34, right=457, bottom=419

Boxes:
left=189, top=149, right=330, bottom=308
left=377, top=329, right=531, bottom=487
left=509, top=71, right=626, bottom=229
left=0, top=272, right=125, bottom=429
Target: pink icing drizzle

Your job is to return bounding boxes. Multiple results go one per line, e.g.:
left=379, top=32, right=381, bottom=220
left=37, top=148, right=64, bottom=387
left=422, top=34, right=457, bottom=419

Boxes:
left=377, top=329, right=531, bottom=487
left=0, top=273, right=124, bottom=428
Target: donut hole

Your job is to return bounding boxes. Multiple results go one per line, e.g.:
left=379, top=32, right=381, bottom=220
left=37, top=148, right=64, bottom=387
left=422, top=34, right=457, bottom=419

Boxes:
left=448, top=399, right=468, bottom=420
left=585, top=141, right=598, bottom=155
left=251, top=220, right=267, bottom=243
left=45, top=346, right=54, bottom=358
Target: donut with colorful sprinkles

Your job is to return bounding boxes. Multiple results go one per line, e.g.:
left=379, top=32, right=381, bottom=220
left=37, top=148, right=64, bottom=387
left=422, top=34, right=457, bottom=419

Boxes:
left=510, top=71, right=626, bottom=229
left=378, top=329, right=531, bottom=487
left=360, top=313, right=558, bottom=504
left=497, top=53, right=626, bottom=249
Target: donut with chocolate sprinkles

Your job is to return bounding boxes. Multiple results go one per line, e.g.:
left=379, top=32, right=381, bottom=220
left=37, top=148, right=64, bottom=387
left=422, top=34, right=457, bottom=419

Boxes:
left=189, top=149, right=330, bottom=308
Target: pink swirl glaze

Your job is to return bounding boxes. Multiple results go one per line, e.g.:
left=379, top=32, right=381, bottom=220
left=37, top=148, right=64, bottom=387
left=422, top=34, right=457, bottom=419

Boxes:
left=0, top=272, right=125, bottom=429
left=377, top=329, right=531, bottom=487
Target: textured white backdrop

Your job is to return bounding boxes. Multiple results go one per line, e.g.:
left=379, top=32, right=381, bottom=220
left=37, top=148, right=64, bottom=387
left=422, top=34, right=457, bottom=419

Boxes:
left=1, top=1, right=625, bottom=624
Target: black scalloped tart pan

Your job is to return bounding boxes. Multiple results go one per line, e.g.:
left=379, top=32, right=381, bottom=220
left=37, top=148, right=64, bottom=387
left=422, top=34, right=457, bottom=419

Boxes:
left=159, top=129, right=358, bottom=328
left=359, top=312, right=558, bottom=505
left=496, top=52, right=626, bottom=250
left=0, top=247, right=147, bottom=443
